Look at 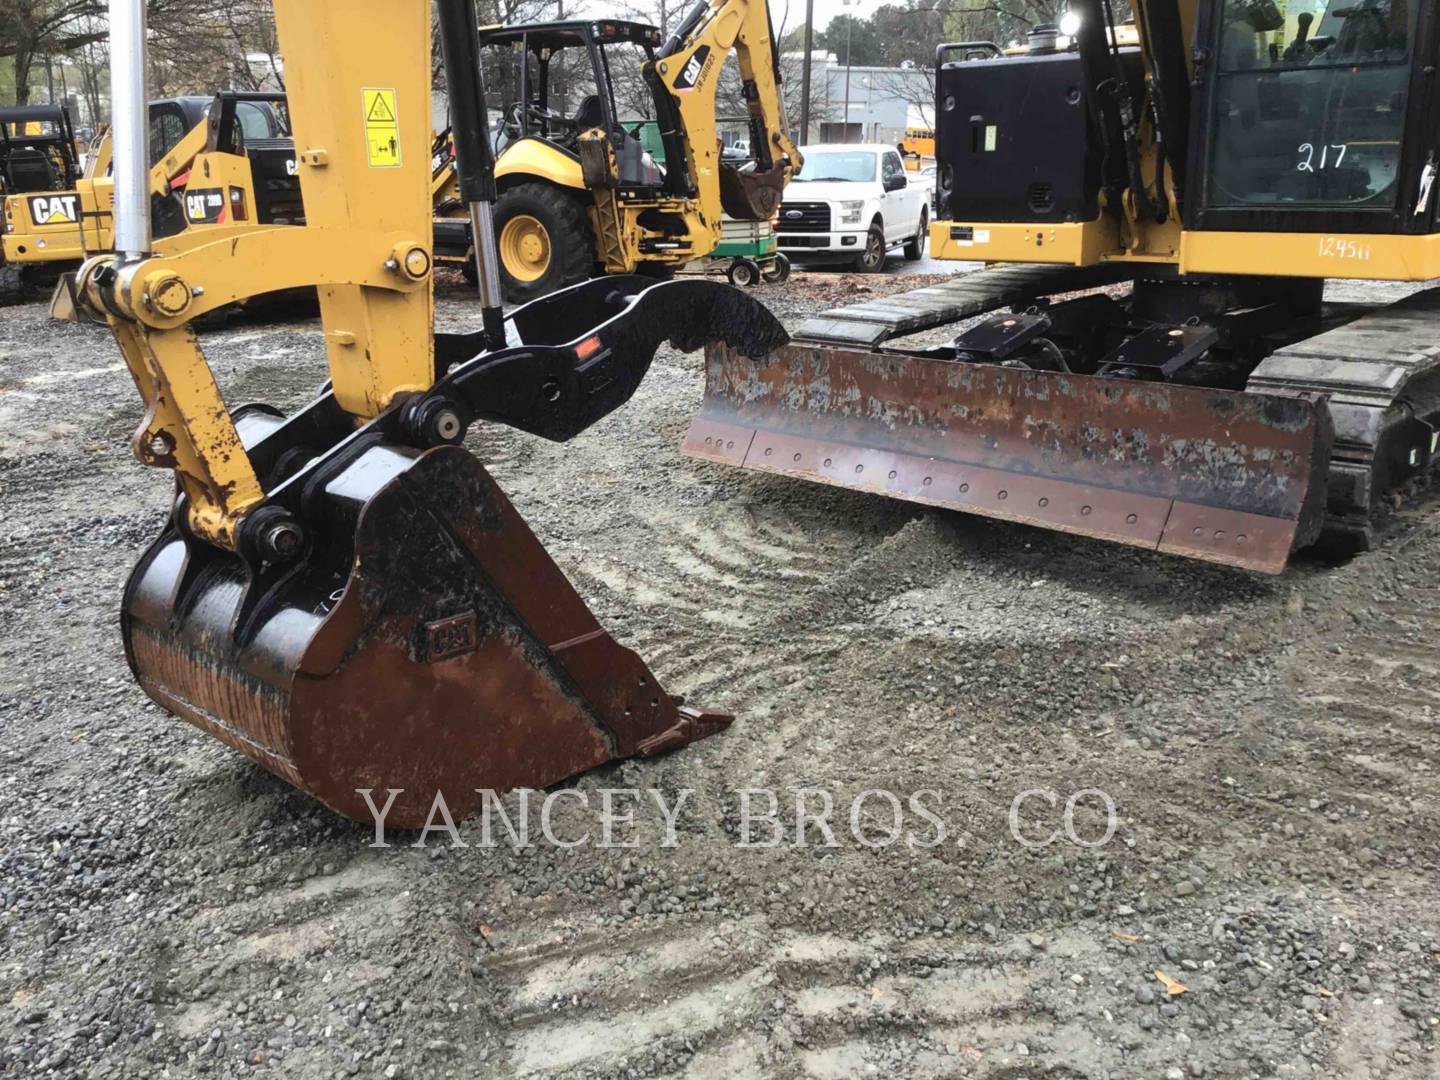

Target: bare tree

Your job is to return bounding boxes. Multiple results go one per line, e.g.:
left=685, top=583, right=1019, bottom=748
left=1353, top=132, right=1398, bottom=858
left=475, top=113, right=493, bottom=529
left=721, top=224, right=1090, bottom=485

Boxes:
left=866, top=66, right=935, bottom=129
left=937, top=0, right=1072, bottom=48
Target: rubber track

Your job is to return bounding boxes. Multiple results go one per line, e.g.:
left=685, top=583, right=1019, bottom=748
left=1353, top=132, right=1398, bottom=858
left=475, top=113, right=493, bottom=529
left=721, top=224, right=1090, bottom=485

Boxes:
left=793, top=262, right=1137, bottom=346
left=1248, top=286, right=1440, bottom=538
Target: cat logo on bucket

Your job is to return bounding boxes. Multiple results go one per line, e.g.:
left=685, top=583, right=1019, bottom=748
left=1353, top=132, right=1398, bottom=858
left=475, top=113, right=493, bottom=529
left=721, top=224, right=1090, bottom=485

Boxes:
left=28, top=194, right=79, bottom=225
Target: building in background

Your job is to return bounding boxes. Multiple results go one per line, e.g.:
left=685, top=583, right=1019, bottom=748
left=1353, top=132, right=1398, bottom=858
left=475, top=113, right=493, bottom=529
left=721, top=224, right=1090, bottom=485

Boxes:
left=782, top=52, right=931, bottom=147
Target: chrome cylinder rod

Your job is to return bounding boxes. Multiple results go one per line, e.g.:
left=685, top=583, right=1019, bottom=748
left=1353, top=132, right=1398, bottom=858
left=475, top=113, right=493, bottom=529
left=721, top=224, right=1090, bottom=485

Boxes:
left=108, top=0, right=151, bottom=262
left=468, top=199, right=504, bottom=311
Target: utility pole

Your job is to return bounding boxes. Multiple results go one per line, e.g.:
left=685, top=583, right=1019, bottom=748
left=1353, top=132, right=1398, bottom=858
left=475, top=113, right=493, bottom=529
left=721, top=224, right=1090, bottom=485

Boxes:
left=799, top=0, right=813, bottom=145
left=842, top=16, right=852, bottom=143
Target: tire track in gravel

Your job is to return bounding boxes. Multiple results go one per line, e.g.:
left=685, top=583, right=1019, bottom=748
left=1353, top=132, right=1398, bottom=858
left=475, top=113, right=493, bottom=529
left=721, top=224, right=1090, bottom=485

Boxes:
left=470, top=909, right=1287, bottom=1079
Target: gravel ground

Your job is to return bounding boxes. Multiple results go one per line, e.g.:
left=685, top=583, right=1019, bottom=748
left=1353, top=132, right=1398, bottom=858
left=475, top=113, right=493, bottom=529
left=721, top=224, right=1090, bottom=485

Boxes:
left=1, top=270, right=1438, bottom=1079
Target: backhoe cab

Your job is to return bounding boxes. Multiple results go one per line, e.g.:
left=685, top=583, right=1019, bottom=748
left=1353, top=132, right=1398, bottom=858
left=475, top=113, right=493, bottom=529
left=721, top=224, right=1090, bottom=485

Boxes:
left=435, top=5, right=799, bottom=301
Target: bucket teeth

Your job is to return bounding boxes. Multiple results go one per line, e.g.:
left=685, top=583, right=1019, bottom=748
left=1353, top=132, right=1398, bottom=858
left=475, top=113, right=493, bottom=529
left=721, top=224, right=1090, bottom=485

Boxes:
left=123, top=442, right=729, bottom=828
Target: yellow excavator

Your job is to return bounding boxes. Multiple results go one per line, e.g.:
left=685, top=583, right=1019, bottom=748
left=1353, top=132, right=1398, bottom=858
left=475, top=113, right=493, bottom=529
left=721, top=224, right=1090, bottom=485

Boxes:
left=431, top=6, right=799, bottom=300
left=61, top=0, right=788, bottom=826
left=1, top=103, right=83, bottom=299
left=688, top=0, right=1440, bottom=574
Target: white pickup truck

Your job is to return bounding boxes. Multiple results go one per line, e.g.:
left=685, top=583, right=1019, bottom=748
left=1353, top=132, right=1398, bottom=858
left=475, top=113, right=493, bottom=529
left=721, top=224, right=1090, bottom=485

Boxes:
left=775, top=143, right=933, bottom=272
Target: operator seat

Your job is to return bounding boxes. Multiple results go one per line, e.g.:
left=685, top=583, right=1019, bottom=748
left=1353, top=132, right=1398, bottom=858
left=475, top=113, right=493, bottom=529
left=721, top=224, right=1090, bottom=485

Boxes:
left=573, top=94, right=604, bottom=133
left=5, top=148, right=56, bottom=193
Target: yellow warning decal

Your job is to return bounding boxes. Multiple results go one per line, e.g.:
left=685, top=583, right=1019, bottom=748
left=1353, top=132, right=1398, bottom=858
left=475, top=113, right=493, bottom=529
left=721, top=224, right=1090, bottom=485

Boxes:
left=362, top=87, right=401, bottom=168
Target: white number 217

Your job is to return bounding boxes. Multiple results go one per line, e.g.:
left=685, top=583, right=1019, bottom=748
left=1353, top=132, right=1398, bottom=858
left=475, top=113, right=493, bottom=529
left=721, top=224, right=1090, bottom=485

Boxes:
left=1298, top=143, right=1347, bottom=173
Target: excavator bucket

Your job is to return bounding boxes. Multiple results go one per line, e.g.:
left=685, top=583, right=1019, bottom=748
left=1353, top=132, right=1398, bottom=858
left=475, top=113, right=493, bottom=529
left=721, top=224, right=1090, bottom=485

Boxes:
left=123, top=276, right=787, bottom=828
left=684, top=342, right=1335, bottom=574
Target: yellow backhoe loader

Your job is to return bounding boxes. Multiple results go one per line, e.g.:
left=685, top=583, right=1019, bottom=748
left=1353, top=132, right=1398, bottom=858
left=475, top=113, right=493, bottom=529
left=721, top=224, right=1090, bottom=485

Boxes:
left=3, top=93, right=301, bottom=302
left=431, top=5, right=800, bottom=301
left=60, top=0, right=787, bottom=826
left=688, top=0, right=1440, bottom=574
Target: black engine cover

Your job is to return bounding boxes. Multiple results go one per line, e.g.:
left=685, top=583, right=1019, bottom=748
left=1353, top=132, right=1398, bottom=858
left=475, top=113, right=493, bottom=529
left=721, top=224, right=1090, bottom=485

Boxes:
left=936, top=48, right=1143, bottom=224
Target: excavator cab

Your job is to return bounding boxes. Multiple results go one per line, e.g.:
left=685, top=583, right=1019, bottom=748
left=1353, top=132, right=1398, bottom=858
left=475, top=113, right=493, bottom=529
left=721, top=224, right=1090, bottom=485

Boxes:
left=65, top=0, right=787, bottom=827
left=1194, top=0, right=1423, bottom=223
left=0, top=104, right=79, bottom=196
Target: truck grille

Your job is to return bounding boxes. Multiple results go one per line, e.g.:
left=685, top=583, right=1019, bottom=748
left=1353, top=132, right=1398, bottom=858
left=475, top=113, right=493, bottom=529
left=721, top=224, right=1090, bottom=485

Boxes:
left=776, top=202, right=830, bottom=233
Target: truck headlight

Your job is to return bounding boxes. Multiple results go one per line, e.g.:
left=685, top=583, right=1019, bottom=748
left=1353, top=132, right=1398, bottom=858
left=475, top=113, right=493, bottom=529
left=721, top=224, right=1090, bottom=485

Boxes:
left=839, top=201, right=864, bottom=226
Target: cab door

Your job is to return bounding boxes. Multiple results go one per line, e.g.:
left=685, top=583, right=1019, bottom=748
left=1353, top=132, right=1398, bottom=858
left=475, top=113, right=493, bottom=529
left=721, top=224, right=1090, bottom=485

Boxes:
left=146, top=103, right=189, bottom=167
left=880, top=149, right=915, bottom=241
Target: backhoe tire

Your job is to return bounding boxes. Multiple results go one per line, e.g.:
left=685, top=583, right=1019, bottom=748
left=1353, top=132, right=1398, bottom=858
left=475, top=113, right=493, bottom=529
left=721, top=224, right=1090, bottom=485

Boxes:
left=903, top=209, right=927, bottom=261
left=493, top=182, right=595, bottom=304
left=855, top=221, right=887, bottom=273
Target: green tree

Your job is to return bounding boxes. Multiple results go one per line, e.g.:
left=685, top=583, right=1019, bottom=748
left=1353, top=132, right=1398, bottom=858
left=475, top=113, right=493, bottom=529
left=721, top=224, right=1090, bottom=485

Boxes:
left=0, top=1, right=105, bottom=106
left=815, top=13, right=887, bottom=66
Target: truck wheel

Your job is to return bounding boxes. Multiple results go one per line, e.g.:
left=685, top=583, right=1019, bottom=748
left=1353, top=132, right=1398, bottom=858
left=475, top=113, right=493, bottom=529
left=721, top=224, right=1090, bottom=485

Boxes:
left=903, top=209, right=928, bottom=261
left=855, top=222, right=886, bottom=273
left=761, top=252, right=791, bottom=284
left=493, top=182, right=595, bottom=303
left=727, top=258, right=761, bottom=287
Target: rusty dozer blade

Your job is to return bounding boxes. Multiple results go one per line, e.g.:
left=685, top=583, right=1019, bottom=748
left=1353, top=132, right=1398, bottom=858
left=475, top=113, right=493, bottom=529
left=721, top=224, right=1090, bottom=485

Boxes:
left=684, top=342, right=1335, bottom=574
left=123, top=276, right=787, bottom=828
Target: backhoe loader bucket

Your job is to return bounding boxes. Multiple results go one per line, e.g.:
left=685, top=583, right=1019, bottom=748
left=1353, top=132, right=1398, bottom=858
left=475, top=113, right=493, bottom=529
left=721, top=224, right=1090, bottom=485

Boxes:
left=684, top=342, right=1335, bottom=574
left=719, top=161, right=788, bottom=221
left=122, top=276, right=786, bottom=828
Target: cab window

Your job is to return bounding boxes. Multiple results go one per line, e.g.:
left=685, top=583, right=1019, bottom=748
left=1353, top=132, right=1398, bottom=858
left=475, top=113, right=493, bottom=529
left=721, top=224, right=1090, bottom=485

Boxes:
left=236, top=102, right=276, bottom=141
left=1206, top=0, right=1417, bottom=210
